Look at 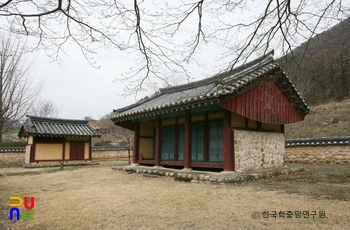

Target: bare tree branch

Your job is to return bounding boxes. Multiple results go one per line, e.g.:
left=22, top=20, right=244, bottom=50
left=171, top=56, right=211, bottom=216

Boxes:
left=30, top=99, right=60, bottom=118
left=0, top=34, right=42, bottom=145
left=0, top=0, right=348, bottom=97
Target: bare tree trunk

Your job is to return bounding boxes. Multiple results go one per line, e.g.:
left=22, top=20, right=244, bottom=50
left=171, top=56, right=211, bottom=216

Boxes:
left=0, top=35, right=42, bottom=145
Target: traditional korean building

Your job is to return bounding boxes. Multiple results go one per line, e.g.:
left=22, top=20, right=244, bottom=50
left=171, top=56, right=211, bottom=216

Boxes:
left=112, top=51, right=309, bottom=172
left=18, top=116, right=100, bottom=164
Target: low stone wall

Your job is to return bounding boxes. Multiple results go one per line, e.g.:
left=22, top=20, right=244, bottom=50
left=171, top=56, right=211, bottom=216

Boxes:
left=0, top=152, right=25, bottom=166
left=0, top=146, right=133, bottom=165
left=0, top=147, right=26, bottom=165
left=92, top=147, right=132, bottom=159
left=285, top=137, right=350, bottom=164
left=234, top=130, right=285, bottom=172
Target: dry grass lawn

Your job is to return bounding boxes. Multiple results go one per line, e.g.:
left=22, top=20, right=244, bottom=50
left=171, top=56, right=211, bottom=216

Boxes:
left=1, top=160, right=349, bottom=230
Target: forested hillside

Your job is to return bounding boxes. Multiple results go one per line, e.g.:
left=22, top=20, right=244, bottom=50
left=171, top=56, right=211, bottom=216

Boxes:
left=279, top=17, right=350, bottom=105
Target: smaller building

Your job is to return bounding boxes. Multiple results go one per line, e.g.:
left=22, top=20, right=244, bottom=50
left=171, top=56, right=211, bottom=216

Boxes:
left=18, top=116, right=101, bottom=164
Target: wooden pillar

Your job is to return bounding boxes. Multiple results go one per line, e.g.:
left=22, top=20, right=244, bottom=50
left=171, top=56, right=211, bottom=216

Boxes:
left=133, top=121, right=139, bottom=164
left=174, top=117, right=179, bottom=161
left=184, top=111, right=191, bottom=169
left=30, top=137, right=36, bottom=163
left=62, top=139, right=66, bottom=162
left=89, top=137, right=92, bottom=161
left=258, top=121, right=262, bottom=131
left=204, top=112, right=209, bottom=162
left=155, top=116, right=162, bottom=166
left=223, top=110, right=234, bottom=171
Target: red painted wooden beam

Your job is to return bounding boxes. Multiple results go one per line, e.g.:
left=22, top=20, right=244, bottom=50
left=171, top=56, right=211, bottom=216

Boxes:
left=30, top=138, right=36, bottom=163
left=184, top=111, right=191, bottom=169
left=133, top=122, right=139, bottom=164
left=223, top=110, right=234, bottom=171
left=155, top=116, right=161, bottom=166
left=62, top=141, right=66, bottom=162
left=204, top=112, right=209, bottom=162
left=174, top=118, right=179, bottom=161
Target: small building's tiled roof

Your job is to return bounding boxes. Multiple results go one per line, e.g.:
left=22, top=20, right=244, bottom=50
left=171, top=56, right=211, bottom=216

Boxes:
left=18, top=116, right=101, bottom=138
left=112, top=50, right=309, bottom=122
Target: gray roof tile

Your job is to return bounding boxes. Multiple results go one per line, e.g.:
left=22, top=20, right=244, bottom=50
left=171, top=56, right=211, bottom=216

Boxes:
left=19, top=116, right=101, bottom=138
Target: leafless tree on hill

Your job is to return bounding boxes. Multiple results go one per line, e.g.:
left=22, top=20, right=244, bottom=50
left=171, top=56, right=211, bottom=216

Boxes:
left=30, top=99, right=60, bottom=118
left=0, top=0, right=348, bottom=95
left=84, top=116, right=93, bottom=121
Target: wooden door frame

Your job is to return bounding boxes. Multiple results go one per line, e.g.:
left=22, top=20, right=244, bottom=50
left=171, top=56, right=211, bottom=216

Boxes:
left=70, top=141, right=85, bottom=160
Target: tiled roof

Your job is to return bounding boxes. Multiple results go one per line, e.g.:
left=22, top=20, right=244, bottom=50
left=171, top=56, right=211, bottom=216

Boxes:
left=285, top=136, right=350, bottom=146
left=0, top=147, right=26, bottom=152
left=0, top=146, right=132, bottom=152
left=18, top=116, right=101, bottom=138
left=112, top=50, right=309, bottom=121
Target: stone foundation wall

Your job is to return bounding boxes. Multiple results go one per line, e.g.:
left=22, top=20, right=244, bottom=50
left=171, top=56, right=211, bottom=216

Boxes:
left=285, top=145, right=350, bottom=164
left=92, top=149, right=131, bottom=159
left=234, top=130, right=285, bottom=172
left=114, top=166, right=306, bottom=184
left=0, top=152, right=25, bottom=166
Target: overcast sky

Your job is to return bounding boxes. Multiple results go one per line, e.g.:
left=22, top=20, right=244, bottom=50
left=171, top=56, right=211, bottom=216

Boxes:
left=28, top=46, right=136, bottom=120
left=27, top=39, right=224, bottom=120
left=2, top=1, right=347, bottom=121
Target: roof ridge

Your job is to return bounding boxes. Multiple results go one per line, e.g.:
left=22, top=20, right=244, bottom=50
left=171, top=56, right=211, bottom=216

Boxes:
left=113, top=50, right=275, bottom=114
left=19, top=115, right=101, bottom=138
left=160, top=50, right=275, bottom=94
left=27, top=115, right=89, bottom=124
left=113, top=92, right=162, bottom=114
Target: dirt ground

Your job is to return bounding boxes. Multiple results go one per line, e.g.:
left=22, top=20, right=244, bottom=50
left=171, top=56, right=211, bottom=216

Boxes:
left=1, top=160, right=349, bottom=230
